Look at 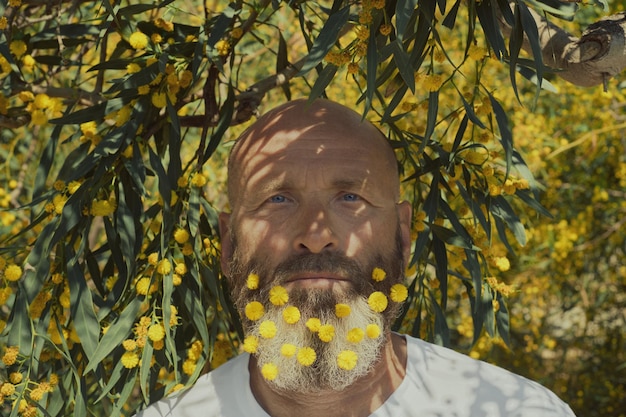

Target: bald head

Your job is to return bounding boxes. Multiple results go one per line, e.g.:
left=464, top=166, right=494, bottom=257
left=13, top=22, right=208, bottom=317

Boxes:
left=227, top=99, right=399, bottom=209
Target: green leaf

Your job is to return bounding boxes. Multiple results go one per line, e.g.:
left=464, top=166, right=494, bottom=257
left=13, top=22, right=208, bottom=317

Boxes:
left=476, top=0, right=506, bottom=60
left=50, top=98, right=125, bottom=125
left=495, top=292, right=511, bottom=346
left=395, top=0, right=418, bottom=41
left=5, top=288, right=33, bottom=356
left=489, top=94, right=513, bottom=177
left=297, top=6, right=350, bottom=76
left=518, top=1, right=544, bottom=105
left=442, top=0, right=461, bottom=29
left=85, top=298, right=142, bottom=373
left=390, top=40, right=415, bottom=93
left=424, top=90, right=439, bottom=144
left=67, top=259, right=100, bottom=359
left=491, top=195, right=527, bottom=246
left=431, top=234, right=448, bottom=309
left=309, top=64, right=338, bottom=101
left=430, top=291, right=450, bottom=347
left=508, top=3, right=524, bottom=103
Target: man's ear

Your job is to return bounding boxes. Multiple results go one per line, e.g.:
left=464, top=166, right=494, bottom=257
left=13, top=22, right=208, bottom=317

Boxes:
left=218, top=212, right=232, bottom=277
left=397, top=201, right=412, bottom=265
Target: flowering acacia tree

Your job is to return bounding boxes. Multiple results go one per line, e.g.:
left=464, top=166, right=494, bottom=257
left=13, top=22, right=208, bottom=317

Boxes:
left=0, top=0, right=624, bottom=416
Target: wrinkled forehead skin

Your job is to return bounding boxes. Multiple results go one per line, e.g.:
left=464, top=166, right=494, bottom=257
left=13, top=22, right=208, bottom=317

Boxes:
left=226, top=98, right=400, bottom=210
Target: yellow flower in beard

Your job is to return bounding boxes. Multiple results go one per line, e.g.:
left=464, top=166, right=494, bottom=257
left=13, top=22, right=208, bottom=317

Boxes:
left=368, top=291, right=388, bottom=312
left=347, top=328, right=365, bottom=343
left=269, top=285, right=289, bottom=306
left=306, top=318, right=322, bottom=332
left=371, top=267, right=386, bottom=282
left=246, top=273, right=259, bottom=290
left=242, top=336, right=259, bottom=353
left=282, top=305, right=301, bottom=324
left=318, top=324, right=335, bottom=342
left=261, top=363, right=278, bottom=380
left=280, top=343, right=297, bottom=357
left=390, top=283, right=409, bottom=303
left=245, top=301, right=265, bottom=321
left=337, top=350, right=358, bottom=370
left=296, top=347, right=316, bottom=366
left=335, top=303, right=351, bottom=318
left=259, top=320, right=277, bottom=339
left=366, top=324, right=381, bottom=339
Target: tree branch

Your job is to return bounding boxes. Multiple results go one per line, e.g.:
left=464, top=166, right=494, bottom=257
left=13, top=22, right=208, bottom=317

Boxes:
left=500, top=4, right=626, bottom=88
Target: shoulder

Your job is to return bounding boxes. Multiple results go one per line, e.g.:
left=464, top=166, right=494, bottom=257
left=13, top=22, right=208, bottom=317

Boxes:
left=399, top=334, right=576, bottom=417
left=133, top=353, right=251, bottom=417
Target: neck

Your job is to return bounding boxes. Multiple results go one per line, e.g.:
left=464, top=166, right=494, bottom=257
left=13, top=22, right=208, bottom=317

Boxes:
left=248, top=333, right=407, bottom=417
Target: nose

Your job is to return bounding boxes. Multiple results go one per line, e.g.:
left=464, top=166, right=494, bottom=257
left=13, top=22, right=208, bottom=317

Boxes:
left=293, top=205, right=338, bottom=254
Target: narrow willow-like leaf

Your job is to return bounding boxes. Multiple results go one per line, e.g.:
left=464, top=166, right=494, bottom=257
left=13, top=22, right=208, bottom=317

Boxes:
left=509, top=3, right=524, bottom=103
left=309, top=64, right=338, bottom=102
left=518, top=1, right=544, bottom=106
left=6, top=288, right=33, bottom=356
left=390, top=40, right=415, bottom=93
left=491, top=195, right=527, bottom=247
left=476, top=0, right=507, bottom=60
left=424, top=90, right=439, bottom=145
left=431, top=234, right=448, bottom=309
left=297, top=6, right=350, bottom=76
left=489, top=94, right=513, bottom=176
left=203, top=84, right=235, bottom=164
left=207, top=4, right=238, bottom=48
left=67, top=259, right=100, bottom=359
left=395, top=0, right=418, bottom=41
left=442, top=0, right=461, bottom=29
left=495, top=292, right=511, bottom=345
left=148, top=145, right=172, bottom=211
left=430, top=291, right=451, bottom=347
left=85, top=298, right=141, bottom=373
left=482, top=285, right=496, bottom=339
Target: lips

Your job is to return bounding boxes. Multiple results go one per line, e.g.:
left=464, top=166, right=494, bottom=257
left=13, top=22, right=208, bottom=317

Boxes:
left=282, top=272, right=352, bottom=290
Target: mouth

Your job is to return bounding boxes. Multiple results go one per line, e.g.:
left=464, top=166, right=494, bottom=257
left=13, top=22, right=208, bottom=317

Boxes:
left=284, top=273, right=350, bottom=289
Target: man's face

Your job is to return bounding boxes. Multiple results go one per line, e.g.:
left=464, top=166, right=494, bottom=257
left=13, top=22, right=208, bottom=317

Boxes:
left=219, top=100, right=412, bottom=392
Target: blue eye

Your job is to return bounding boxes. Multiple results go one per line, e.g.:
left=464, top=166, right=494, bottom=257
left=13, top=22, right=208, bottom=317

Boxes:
left=342, top=193, right=359, bottom=202
left=268, top=195, right=286, bottom=203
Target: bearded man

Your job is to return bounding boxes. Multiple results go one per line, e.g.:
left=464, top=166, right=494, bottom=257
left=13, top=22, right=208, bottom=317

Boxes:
left=135, top=99, right=576, bottom=417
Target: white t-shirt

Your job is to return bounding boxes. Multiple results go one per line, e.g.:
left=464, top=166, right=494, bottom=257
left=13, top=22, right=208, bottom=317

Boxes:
left=135, top=334, right=576, bottom=417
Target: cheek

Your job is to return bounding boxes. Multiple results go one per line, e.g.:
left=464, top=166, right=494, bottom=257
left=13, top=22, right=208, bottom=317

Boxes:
left=239, top=218, right=291, bottom=255
left=344, top=222, right=373, bottom=257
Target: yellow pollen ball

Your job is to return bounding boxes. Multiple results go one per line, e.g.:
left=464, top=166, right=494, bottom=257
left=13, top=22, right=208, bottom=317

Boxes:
left=280, top=343, right=297, bottom=357
left=368, top=291, right=388, bottom=313
left=147, top=324, right=165, bottom=342
left=121, top=351, right=140, bottom=368
left=246, top=273, right=260, bottom=290
left=347, top=328, right=365, bottom=343
left=282, top=306, right=301, bottom=324
left=337, top=350, right=358, bottom=370
left=335, top=303, right=351, bottom=318
left=366, top=324, right=381, bottom=339
left=269, top=285, right=289, bottom=306
left=244, top=301, right=265, bottom=321
left=259, top=320, right=277, bottom=339
left=318, top=324, right=335, bottom=343
left=296, top=347, right=316, bottom=366
left=261, top=363, right=278, bottom=381
left=390, top=284, right=409, bottom=303
left=372, top=267, right=387, bottom=282
left=306, top=318, right=322, bottom=332
left=242, top=335, right=259, bottom=354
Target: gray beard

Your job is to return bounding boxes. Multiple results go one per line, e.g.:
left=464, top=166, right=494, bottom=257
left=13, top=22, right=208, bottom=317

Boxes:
left=248, top=290, right=387, bottom=392
left=227, top=227, right=406, bottom=392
